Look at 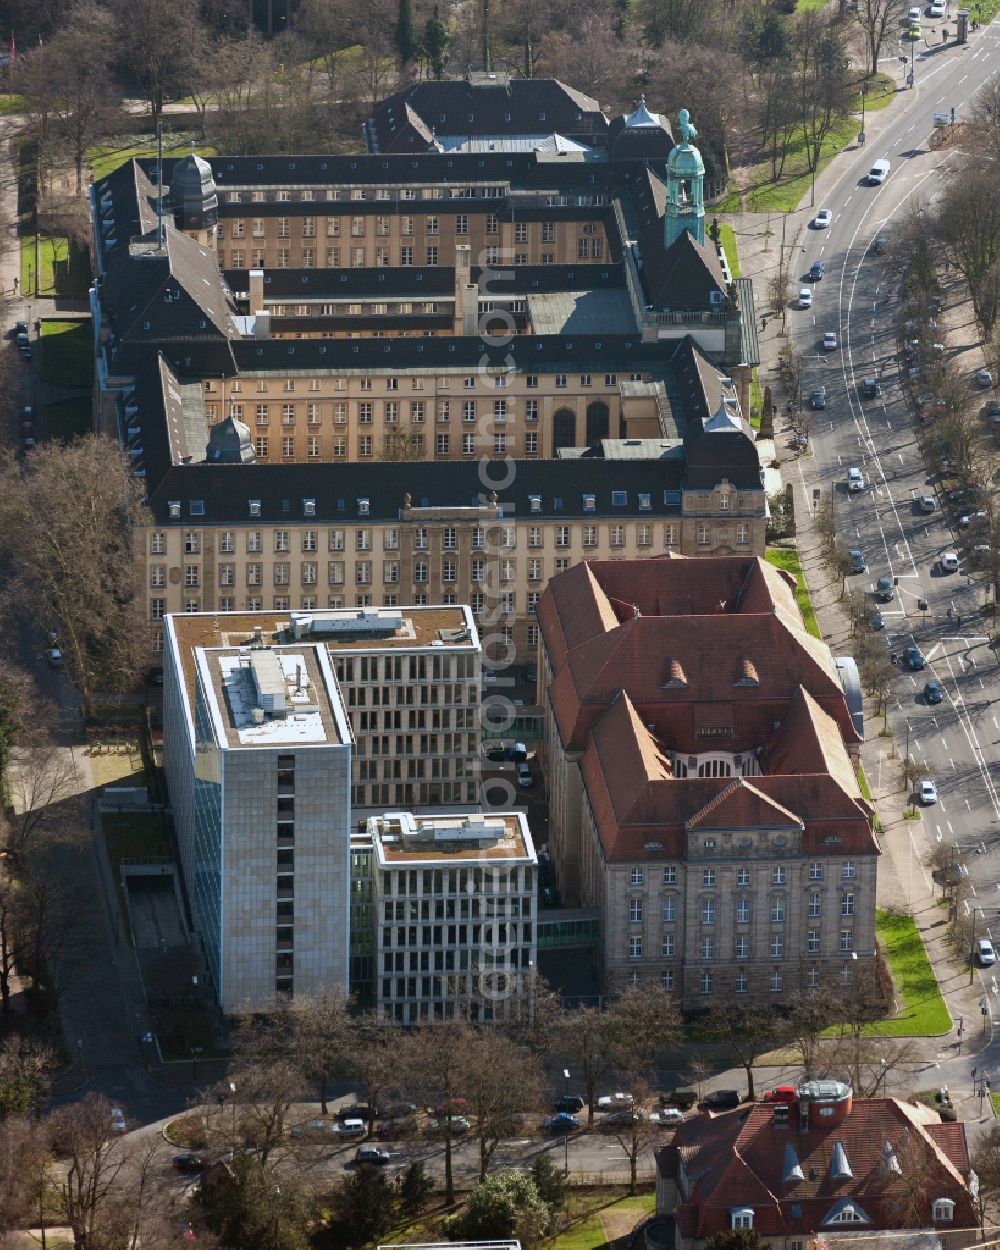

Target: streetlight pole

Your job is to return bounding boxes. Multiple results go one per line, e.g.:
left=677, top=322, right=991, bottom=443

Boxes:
left=859, top=84, right=867, bottom=145
left=563, top=1069, right=571, bottom=1175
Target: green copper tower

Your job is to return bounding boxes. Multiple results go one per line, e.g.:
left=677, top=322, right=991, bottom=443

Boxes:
left=664, top=109, right=705, bottom=249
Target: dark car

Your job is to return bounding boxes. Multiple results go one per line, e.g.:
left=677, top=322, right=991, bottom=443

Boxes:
left=924, top=680, right=944, bottom=704
left=808, top=260, right=825, bottom=281
left=146, top=666, right=164, bottom=686
left=172, top=1154, right=204, bottom=1173
left=354, top=1145, right=391, bottom=1166
left=543, top=1113, right=580, bottom=1133
left=699, top=1089, right=741, bottom=1111
left=874, top=235, right=888, bottom=255
left=861, top=376, right=880, bottom=398
left=554, top=1095, right=585, bottom=1114
left=871, top=609, right=885, bottom=631
left=810, top=387, right=827, bottom=410
left=660, top=1088, right=698, bottom=1110
left=12, top=320, right=27, bottom=338
left=904, top=645, right=926, bottom=671
left=339, top=1104, right=377, bottom=1122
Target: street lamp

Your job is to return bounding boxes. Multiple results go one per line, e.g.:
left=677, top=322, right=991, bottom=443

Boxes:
left=563, top=1069, right=571, bottom=1176
left=859, top=83, right=868, bottom=146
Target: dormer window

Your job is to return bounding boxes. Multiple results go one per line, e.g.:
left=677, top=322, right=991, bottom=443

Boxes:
left=168, top=501, right=181, bottom=520
left=249, top=500, right=261, bottom=516
left=932, top=1199, right=955, bottom=1222
left=529, top=495, right=542, bottom=513
left=358, top=498, right=370, bottom=516
left=190, top=500, right=205, bottom=517
left=583, top=495, right=595, bottom=511
left=303, top=499, right=316, bottom=516
left=719, top=490, right=730, bottom=511
left=730, top=1209, right=753, bottom=1231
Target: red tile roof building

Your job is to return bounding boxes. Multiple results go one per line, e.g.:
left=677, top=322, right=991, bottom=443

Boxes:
left=537, top=555, right=879, bottom=1004
left=656, top=1085, right=977, bottom=1250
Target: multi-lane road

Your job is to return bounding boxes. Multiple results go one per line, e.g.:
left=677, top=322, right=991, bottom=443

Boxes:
left=790, top=15, right=1000, bottom=935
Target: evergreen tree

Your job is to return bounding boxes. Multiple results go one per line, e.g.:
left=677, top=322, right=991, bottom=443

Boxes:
left=424, top=5, right=449, bottom=78
left=396, top=0, right=417, bottom=65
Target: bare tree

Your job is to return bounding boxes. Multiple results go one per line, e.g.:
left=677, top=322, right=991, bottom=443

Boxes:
left=855, top=0, right=909, bottom=75
left=969, top=77, right=1000, bottom=165
left=935, top=165, right=1000, bottom=338
left=344, top=1009, right=397, bottom=1138
left=110, top=0, right=209, bottom=120
left=464, top=1029, right=542, bottom=1180
left=399, top=1015, right=470, bottom=1204
left=5, top=737, right=80, bottom=861
left=222, top=1051, right=300, bottom=1166
left=289, top=985, right=352, bottom=1116
left=0, top=1115, right=50, bottom=1239
left=706, top=1000, right=782, bottom=1101
left=20, top=1, right=120, bottom=196
left=50, top=1094, right=130, bottom=1250
left=606, top=1080, right=659, bottom=1196
left=785, top=991, right=837, bottom=1078
left=0, top=439, right=150, bottom=719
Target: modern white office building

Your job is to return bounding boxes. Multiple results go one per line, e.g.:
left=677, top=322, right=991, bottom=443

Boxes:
left=164, top=612, right=354, bottom=1012
left=363, top=809, right=537, bottom=1023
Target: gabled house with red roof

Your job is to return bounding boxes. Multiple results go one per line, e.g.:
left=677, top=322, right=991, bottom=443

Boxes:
left=537, top=555, right=879, bottom=1005
left=656, top=1083, right=977, bottom=1250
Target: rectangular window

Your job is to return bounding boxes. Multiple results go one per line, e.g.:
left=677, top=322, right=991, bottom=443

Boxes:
left=736, top=937, right=749, bottom=960
left=736, top=898, right=750, bottom=924
left=771, top=897, right=785, bottom=923
left=842, top=861, right=856, bottom=880
left=629, top=898, right=643, bottom=923
left=662, top=898, right=675, bottom=923
left=701, top=937, right=714, bottom=960
left=663, top=867, right=677, bottom=885
left=841, top=893, right=855, bottom=917
left=770, top=935, right=784, bottom=958
left=809, top=863, right=823, bottom=881
left=702, top=868, right=716, bottom=886
left=809, top=892, right=821, bottom=918
left=840, top=930, right=854, bottom=952
left=702, top=898, right=715, bottom=924
left=807, top=931, right=820, bottom=953
left=735, top=972, right=749, bottom=993
left=701, top=972, right=713, bottom=994
left=772, top=866, right=786, bottom=885
left=661, top=934, right=674, bottom=957
left=630, top=867, right=644, bottom=886
left=737, top=867, right=750, bottom=887
left=628, top=936, right=643, bottom=959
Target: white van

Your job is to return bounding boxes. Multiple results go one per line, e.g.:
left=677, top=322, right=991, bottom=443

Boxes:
left=867, top=159, right=890, bottom=185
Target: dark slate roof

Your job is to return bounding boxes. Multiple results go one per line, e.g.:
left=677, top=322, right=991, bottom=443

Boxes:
left=223, top=263, right=626, bottom=302
left=228, top=333, right=672, bottom=375
left=102, top=227, right=239, bottom=345
left=146, top=456, right=684, bottom=526
left=364, top=77, right=606, bottom=154
left=641, top=229, right=728, bottom=310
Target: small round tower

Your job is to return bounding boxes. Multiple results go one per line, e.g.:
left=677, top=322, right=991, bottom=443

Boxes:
left=664, top=108, right=705, bottom=249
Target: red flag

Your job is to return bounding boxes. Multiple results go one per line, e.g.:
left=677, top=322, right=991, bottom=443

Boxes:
left=8, top=33, right=14, bottom=61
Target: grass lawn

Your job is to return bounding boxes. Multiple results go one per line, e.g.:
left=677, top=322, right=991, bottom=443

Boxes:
left=765, top=546, right=821, bottom=639
left=40, top=319, right=93, bottom=388
left=21, top=235, right=90, bottom=298
left=44, top=398, right=91, bottom=440
left=88, top=137, right=216, bottom=181
left=550, top=1192, right=656, bottom=1250
left=857, top=764, right=873, bottom=802
left=0, top=94, right=25, bottom=115
left=103, top=811, right=170, bottom=866
left=718, top=223, right=741, bottom=278
left=867, top=910, right=951, bottom=1036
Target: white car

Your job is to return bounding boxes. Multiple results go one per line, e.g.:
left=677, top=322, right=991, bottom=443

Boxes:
left=939, top=551, right=960, bottom=573
left=908, top=5, right=921, bottom=17
left=597, top=1092, right=635, bottom=1111
left=823, top=331, right=837, bottom=350
left=847, top=467, right=864, bottom=493
left=813, top=208, right=832, bottom=228
left=978, top=938, right=997, bottom=967
left=650, top=1108, right=685, bottom=1127
left=928, top=1, right=945, bottom=14
left=920, top=778, right=938, bottom=805
left=799, top=288, right=813, bottom=309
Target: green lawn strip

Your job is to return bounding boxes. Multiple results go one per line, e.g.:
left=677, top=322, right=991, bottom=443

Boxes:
left=88, top=138, right=216, bottom=181
left=867, top=910, right=951, bottom=1036
left=40, top=319, right=93, bottom=387
left=44, top=398, right=91, bottom=440
left=21, top=235, right=89, bottom=298
left=549, top=1193, right=655, bottom=1250
left=857, top=764, right=873, bottom=802
left=750, top=368, right=763, bottom=429
left=796, top=0, right=827, bottom=10
left=992, top=1092, right=1000, bottom=1117
left=764, top=546, right=821, bottom=639
left=718, top=223, right=741, bottom=278
left=0, top=94, right=25, bottom=115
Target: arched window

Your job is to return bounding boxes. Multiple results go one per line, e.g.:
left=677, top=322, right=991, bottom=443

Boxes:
left=586, top=401, right=609, bottom=445
left=553, top=408, right=576, bottom=450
